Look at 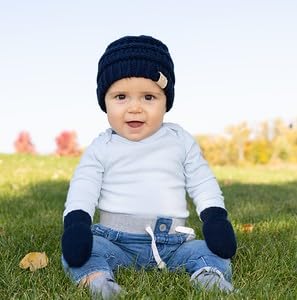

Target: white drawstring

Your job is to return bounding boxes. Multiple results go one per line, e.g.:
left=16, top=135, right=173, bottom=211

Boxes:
left=145, top=226, right=166, bottom=269
left=145, top=225, right=196, bottom=269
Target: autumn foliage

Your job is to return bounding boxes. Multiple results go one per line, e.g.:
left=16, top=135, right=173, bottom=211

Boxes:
left=197, top=119, right=297, bottom=165
left=55, top=131, right=81, bottom=156
left=14, top=131, right=36, bottom=154
left=11, top=118, right=297, bottom=163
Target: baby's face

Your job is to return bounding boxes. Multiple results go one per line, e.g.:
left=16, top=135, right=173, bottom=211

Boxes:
left=105, top=77, right=166, bottom=141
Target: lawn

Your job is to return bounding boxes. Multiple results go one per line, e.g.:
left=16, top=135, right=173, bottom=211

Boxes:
left=0, top=154, right=296, bottom=299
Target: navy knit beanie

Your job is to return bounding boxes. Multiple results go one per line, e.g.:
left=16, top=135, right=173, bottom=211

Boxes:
left=96, top=35, right=175, bottom=113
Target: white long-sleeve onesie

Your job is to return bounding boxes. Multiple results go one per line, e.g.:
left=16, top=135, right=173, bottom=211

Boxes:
left=63, top=123, right=225, bottom=220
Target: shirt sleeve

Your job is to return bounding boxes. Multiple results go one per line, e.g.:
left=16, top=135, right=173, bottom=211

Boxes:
left=63, top=137, right=104, bottom=220
left=182, top=130, right=225, bottom=217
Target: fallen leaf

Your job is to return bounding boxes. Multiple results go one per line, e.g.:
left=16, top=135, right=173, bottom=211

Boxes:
left=19, top=252, right=48, bottom=272
left=222, top=179, right=233, bottom=186
left=241, top=223, right=254, bottom=233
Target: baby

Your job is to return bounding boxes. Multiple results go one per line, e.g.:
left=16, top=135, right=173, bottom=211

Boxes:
left=61, top=35, right=237, bottom=299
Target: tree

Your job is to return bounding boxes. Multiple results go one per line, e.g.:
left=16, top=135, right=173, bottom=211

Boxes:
left=197, top=135, right=231, bottom=165
left=270, top=119, right=294, bottom=163
left=55, top=131, right=81, bottom=156
left=14, top=131, right=36, bottom=154
left=225, top=122, right=250, bottom=163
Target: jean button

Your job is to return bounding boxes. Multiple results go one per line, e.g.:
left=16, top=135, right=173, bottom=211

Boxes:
left=159, top=224, right=167, bottom=232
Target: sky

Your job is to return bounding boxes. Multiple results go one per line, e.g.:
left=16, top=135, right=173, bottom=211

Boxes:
left=1, top=0, right=296, bottom=153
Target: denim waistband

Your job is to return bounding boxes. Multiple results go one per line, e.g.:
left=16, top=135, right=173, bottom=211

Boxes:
left=91, top=223, right=191, bottom=245
left=99, top=210, right=186, bottom=234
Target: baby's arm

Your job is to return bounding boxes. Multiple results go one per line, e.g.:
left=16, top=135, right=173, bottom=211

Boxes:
left=62, top=138, right=104, bottom=267
left=183, top=134, right=236, bottom=258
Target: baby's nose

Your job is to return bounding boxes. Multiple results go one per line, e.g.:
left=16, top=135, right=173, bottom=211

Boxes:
left=128, top=99, right=143, bottom=113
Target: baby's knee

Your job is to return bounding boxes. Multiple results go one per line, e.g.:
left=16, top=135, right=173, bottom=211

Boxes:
left=183, top=239, right=211, bottom=254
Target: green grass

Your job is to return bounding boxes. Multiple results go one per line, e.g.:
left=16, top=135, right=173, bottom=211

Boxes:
left=0, top=154, right=296, bottom=299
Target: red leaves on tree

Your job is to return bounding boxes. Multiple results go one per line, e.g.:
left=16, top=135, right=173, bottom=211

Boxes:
left=14, top=131, right=36, bottom=154
left=55, top=131, right=81, bottom=156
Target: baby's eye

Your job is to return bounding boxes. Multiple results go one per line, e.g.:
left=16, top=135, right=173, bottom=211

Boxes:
left=144, top=95, right=155, bottom=101
left=115, top=94, right=126, bottom=100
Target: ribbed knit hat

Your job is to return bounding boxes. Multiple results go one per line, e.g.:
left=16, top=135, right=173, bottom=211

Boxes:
left=96, top=35, right=175, bottom=113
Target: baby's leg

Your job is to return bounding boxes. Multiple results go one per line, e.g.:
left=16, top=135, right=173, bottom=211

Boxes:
left=166, top=239, right=233, bottom=292
left=62, top=235, right=131, bottom=299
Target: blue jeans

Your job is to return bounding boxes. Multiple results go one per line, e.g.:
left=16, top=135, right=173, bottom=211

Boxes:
left=62, top=217, right=232, bottom=283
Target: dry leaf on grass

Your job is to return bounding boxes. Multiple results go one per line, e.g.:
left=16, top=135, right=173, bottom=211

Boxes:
left=241, top=223, right=254, bottom=233
left=222, top=179, right=233, bottom=186
left=19, top=252, right=48, bottom=272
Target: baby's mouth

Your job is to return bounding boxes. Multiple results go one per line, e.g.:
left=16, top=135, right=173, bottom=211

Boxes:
left=126, top=121, right=144, bottom=128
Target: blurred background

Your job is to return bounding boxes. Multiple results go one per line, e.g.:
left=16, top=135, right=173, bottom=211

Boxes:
left=1, top=0, right=296, bottom=163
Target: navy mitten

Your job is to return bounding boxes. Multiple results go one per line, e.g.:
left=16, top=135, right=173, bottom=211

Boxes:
left=200, top=207, right=237, bottom=259
left=62, top=209, right=93, bottom=267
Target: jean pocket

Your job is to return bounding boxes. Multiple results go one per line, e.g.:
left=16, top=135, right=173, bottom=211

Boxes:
left=91, top=224, right=105, bottom=236
left=91, top=224, right=120, bottom=242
